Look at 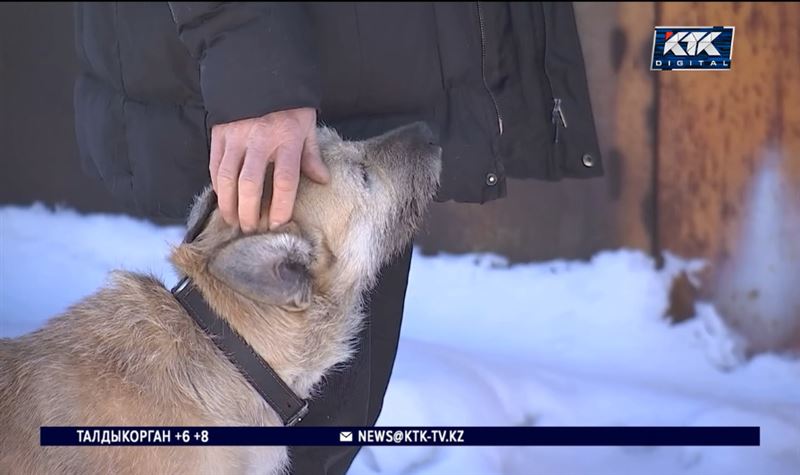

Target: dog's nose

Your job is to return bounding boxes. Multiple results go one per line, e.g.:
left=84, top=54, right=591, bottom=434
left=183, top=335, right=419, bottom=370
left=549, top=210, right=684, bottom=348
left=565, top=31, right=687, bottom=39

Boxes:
left=395, top=121, right=439, bottom=147
left=412, top=121, right=439, bottom=146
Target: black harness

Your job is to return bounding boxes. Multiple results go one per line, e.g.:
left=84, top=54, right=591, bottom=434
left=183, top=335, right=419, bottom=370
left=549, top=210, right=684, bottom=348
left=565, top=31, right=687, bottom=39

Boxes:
left=170, top=191, right=309, bottom=426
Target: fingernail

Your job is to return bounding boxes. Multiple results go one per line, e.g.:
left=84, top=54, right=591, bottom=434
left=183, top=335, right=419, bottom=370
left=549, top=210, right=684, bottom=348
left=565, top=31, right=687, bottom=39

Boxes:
left=269, top=221, right=282, bottom=231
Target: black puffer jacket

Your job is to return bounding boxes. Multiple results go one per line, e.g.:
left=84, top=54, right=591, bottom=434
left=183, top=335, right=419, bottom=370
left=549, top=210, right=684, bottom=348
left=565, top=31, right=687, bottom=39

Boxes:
left=74, top=2, right=603, bottom=220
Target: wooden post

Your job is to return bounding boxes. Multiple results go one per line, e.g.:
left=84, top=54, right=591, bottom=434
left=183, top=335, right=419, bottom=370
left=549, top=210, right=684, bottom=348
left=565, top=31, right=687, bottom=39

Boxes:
left=613, top=3, right=658, bottom=254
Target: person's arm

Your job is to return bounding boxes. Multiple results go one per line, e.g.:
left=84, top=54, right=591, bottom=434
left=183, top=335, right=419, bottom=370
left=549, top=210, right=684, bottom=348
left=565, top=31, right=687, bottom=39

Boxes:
left=168, top=2, right=329, bottom=232
left=168, top=2, right=320, bottom=126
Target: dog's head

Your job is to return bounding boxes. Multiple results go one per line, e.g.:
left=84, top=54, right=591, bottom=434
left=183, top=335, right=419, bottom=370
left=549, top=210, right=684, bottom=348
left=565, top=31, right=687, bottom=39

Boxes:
left=172, top=122, right=441, bottom=312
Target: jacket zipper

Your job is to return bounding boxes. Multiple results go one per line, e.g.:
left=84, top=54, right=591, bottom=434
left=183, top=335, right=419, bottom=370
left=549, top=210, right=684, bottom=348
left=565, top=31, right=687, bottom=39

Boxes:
left=552, top=98, right=567, bottom=144
left=477, top=2, right=504, bottom=136
left=538, top=3, right=566, bottom=144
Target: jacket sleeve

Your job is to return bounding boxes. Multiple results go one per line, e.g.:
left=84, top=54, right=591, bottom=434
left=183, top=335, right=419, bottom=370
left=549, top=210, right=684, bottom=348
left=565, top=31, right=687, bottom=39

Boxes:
left=167, top=2, right=321, bottom=126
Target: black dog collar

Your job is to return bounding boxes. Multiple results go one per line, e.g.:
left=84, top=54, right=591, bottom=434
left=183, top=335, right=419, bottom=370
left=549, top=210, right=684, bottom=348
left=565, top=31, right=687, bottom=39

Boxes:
left=172, top=276, right=309, bottom=426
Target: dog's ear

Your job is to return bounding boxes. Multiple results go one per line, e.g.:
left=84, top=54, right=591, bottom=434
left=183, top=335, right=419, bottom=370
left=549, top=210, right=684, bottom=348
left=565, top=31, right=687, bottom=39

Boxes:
left=208, top=232, right=313, bottom=311
left=184, top=186, right=218, bottom=243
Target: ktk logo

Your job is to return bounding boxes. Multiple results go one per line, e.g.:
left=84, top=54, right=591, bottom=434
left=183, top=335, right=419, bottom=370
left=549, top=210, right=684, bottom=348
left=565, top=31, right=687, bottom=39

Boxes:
left=651, top=26, right=734, bottom=71
left=663, top=31, right=721, bottom=56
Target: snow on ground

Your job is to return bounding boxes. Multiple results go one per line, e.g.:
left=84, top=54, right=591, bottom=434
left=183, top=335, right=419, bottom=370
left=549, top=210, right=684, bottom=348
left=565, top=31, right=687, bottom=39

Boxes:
left=1, top=203, right=799, bottom=475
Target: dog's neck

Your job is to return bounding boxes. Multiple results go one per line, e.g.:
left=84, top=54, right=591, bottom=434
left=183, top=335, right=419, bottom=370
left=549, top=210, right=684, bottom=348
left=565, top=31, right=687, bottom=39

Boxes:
left=169, top=245, right=362, bottom=399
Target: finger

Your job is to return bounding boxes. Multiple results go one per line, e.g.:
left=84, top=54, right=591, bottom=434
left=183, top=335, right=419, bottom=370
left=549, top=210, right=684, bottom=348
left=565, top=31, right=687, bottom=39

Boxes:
left=209, top=126, right=226, bottom=192
left=237, top=142, right=273, bottom=234
left=300, top=129, right=330, bottom=184
left=268, top=143, right=302, bottom=230
left=216, top=140, right=247, bottom=227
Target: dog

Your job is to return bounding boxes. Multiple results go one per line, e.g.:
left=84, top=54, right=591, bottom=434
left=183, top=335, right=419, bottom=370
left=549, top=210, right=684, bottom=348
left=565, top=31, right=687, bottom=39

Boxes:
left=0, top=122, right=441, bottom=475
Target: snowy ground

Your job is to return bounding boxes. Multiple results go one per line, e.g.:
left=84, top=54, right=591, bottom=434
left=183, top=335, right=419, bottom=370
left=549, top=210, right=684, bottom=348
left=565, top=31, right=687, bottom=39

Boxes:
left=2, top=204, right=799, bottom=475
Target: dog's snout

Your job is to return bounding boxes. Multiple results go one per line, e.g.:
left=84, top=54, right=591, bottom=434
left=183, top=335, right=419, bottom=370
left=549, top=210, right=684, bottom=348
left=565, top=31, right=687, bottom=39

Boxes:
left=387, top=121, right=439, bottom=148
left=410, top=121, right=439, bottom=146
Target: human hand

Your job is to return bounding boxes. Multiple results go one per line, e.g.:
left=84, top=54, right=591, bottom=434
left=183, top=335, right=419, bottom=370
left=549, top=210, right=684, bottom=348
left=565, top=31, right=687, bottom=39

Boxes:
left=209, top=107, right=330, bottom=233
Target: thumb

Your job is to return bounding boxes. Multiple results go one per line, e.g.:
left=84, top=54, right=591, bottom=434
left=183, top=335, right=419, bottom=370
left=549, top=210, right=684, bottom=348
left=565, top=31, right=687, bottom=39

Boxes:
left=299, top=129, right=330, bottom=184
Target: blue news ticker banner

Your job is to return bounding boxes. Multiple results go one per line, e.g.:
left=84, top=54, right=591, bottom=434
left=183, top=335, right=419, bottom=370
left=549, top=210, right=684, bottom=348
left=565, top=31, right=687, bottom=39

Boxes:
left=41, top=426, right=760, bottom=447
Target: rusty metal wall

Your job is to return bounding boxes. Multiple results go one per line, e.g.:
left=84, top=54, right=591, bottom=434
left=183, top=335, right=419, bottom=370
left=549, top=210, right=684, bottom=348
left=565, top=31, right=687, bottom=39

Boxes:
left=654, top=2, right=800, bottom=352
left=656, top=2, right=800, bottom=263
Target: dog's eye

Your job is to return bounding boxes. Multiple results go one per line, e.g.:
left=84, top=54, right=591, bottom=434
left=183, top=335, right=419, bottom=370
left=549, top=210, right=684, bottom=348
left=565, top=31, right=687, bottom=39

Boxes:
left=359, top=163, right=370, bottom=186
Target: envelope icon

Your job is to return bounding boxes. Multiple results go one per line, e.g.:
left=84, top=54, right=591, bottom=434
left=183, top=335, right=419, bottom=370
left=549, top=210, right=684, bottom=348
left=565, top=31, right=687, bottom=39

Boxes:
left=339, top=431, right=353, bottom=442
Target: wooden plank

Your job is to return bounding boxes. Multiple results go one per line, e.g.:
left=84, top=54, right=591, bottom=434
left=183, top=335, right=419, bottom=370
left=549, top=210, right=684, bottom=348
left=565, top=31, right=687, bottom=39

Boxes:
left=613, top=3, right=657, bottom=253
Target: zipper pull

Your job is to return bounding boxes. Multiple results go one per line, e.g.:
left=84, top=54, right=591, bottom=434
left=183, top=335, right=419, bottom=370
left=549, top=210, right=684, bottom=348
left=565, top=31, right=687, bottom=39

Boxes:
left=552, top=98, right=568, bottom=144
